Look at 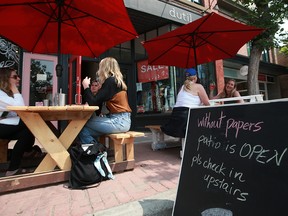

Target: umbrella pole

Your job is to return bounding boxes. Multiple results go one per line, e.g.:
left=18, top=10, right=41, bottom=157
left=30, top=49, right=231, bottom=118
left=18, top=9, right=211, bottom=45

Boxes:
left=194, top=48, right=198, bottom=73
left=56, top=0, right=63, bottom=77
left=192, top=34, right=198, bottom=73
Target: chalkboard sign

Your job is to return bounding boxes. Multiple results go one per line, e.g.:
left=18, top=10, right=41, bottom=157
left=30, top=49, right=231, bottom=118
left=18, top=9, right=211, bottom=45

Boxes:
left=173, top=99, right=288, bottom=216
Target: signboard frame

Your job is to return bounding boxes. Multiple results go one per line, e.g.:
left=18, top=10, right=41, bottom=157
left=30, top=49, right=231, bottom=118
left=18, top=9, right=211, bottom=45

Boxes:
left=173, top=99, right=288, bottom=216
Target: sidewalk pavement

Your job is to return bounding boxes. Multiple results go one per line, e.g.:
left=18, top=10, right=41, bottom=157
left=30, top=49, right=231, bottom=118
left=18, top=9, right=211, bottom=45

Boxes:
left=0, top=133, right=182, bottom=216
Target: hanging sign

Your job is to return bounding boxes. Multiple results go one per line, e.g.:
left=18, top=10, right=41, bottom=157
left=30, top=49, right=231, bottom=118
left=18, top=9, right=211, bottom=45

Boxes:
left=173, top=99, right=288, bottom=216
left=137, top=60, right=169, bottom=83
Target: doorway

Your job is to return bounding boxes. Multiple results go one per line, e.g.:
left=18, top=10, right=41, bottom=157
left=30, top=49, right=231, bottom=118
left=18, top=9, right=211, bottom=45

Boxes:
left=22, top=53, right=58, bottom=106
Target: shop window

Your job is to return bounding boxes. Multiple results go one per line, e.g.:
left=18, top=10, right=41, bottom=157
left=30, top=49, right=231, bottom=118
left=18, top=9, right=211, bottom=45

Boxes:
left=136, top=60, right=176, bottom=114
left=135, top=24, right=175, bottom=61
left=197, top=63, right=214, bottom=92
left=135, top=61, right=213, bottom=114
left=146, top=29, right=157, bottom=41
left=261, top=49, right=270, bottom=63
left=105, top=41, right=132, bottom=63
left=135, top=34, right=145, bottom=57
left=134, top=24, right=214, bottom=115
left=158, top=25, right=171, bottom=36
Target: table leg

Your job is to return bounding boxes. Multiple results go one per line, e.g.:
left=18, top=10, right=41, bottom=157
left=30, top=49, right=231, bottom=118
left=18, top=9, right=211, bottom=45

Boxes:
left=17, top=112, right=71, bottom=171
left=35, top=119, right=89, bottom=172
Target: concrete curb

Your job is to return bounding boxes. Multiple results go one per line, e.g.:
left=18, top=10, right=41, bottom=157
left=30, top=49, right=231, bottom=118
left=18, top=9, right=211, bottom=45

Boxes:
left=86, top=188, right=177, bottom=216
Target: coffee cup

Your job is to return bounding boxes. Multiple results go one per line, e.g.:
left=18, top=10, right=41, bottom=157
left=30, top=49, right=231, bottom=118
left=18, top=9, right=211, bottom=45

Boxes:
left=43, top=99, right=49, bottom=106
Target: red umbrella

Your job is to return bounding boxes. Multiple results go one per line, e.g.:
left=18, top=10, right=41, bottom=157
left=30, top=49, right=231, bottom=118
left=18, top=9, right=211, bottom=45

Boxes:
left=0, top=0, right=138, bottom=59
left=142, top=12, right=264, bottom=69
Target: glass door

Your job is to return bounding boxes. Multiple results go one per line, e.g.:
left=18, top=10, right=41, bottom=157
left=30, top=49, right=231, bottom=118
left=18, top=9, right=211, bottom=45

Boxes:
left=22, top=53, right=58, bottom=106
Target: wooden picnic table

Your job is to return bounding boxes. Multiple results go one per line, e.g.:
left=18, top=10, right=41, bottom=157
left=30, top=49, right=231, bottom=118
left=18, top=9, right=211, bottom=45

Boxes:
left=0, top=105, right=98, bottom=192
left=6, top=105, right=98, bottom=172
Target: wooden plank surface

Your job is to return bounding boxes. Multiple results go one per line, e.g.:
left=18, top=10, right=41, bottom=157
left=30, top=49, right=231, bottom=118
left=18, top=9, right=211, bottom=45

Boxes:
left=7, top=105, right=98, bottom=112
left=0, top=170, right=69, bottom=193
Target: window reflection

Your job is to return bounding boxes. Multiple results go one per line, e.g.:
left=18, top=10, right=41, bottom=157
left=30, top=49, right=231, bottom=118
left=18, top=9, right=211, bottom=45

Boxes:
left=29, top=59, right=54, bottom=106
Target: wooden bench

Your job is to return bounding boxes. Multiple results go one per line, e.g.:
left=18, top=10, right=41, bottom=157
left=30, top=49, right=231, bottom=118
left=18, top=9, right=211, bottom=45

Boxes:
left=100, top=131, right=145, bottom=173
left=145, top=125, right=183, bottom=151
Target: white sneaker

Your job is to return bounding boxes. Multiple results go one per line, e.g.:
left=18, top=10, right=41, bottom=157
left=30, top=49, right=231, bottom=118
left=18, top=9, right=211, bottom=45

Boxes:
left=81, top=144, right=93, bottom=151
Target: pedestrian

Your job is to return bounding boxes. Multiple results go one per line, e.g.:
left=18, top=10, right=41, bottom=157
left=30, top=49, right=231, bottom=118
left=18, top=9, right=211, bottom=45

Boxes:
left=78, top=57, right=131, bottom=145
left=0, top=67, right=36, bottom=176
left=161, top=68, right=210, bottom=138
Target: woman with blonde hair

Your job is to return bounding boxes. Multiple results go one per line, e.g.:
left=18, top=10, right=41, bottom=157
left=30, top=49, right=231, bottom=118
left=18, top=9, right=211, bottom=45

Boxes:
left=161, top=68, right=210, bottom=138
left=78, top=57, right=131, bottom=145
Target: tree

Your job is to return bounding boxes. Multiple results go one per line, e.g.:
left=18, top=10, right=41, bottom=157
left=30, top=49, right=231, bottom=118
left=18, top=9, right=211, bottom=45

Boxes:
left=280, top=36, right=288, bottom=55
left=232, top=0, right=288, bottom=95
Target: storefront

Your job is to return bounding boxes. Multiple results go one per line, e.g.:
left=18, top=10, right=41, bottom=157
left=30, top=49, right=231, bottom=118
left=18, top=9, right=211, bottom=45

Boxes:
left=123, top=0, right=216, bottom=130
left=1, top=0, right=287, bottom=132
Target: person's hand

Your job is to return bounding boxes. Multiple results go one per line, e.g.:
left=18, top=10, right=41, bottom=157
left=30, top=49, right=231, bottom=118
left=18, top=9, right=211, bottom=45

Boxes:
left=82, top=77, right=91, bottom=89
left=11, top=83, right=19, bottom=94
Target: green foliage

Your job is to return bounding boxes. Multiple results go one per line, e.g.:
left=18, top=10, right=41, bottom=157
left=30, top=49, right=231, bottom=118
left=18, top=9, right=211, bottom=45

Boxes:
left=280, top=47, right=288, bottom=55
left=231, top=0, right=288, bottom=94
left=232, top=0, right=288, bottom=50
left=279, top=29, right=288, bottom=55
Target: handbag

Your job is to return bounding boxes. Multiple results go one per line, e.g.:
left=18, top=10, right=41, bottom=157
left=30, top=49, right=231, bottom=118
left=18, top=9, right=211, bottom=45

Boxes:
left=68, top=143, right=113, bottom=189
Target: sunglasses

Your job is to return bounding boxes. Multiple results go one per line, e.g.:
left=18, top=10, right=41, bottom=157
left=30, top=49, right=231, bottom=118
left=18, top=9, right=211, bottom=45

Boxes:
left=10, top=75, right=20, bottom=79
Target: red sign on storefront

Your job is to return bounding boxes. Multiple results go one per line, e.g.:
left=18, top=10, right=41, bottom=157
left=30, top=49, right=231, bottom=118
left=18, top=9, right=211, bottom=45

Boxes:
left=137, top=60, right=169, bottom=83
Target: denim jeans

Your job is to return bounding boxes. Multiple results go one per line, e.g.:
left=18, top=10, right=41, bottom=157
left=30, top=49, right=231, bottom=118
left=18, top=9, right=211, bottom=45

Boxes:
left=78, top=112, right=131, bottom=144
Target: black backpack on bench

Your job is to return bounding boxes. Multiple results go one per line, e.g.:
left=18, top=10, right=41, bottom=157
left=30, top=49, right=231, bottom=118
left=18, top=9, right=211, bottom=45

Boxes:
left=68, top=143, right=111, bottom=189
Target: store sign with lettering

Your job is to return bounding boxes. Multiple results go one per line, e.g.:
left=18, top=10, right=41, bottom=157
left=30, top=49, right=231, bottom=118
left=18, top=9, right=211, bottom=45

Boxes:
left=173, top=100, right=288, bottom=216
left=137, top=60, right=169, bottom=83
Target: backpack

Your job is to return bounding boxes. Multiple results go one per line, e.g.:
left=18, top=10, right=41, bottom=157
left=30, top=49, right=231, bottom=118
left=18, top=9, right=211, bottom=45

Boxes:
left=68, top=143, right=114, bottom=189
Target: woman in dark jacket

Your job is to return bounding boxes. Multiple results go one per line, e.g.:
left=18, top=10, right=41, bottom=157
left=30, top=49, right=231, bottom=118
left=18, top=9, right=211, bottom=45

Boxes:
left=78, top=57, right=131, bottom=144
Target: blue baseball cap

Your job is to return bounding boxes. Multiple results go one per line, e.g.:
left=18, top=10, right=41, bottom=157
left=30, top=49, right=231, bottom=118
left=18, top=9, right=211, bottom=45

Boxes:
left=185, top=68, right=197, bottom=77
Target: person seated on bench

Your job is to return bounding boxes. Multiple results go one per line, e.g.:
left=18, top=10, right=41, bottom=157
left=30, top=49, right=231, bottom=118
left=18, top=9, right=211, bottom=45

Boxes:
left=90, top=79, right=110, bottom=117
left=0, top=67, right=36, bottom=176
left=209, top=78, right=244, bottom=104
left=161, top=68, right=210, bottom=138
left=83, top=79, right=109, bottom=117
left=78, top=57, right=132, bottom=146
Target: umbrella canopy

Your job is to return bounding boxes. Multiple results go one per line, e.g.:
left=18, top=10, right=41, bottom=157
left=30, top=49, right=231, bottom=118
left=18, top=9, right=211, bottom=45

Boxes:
left=142, top=12, right=264, bottom=69
left=0, top=0, right=138, bottom=59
